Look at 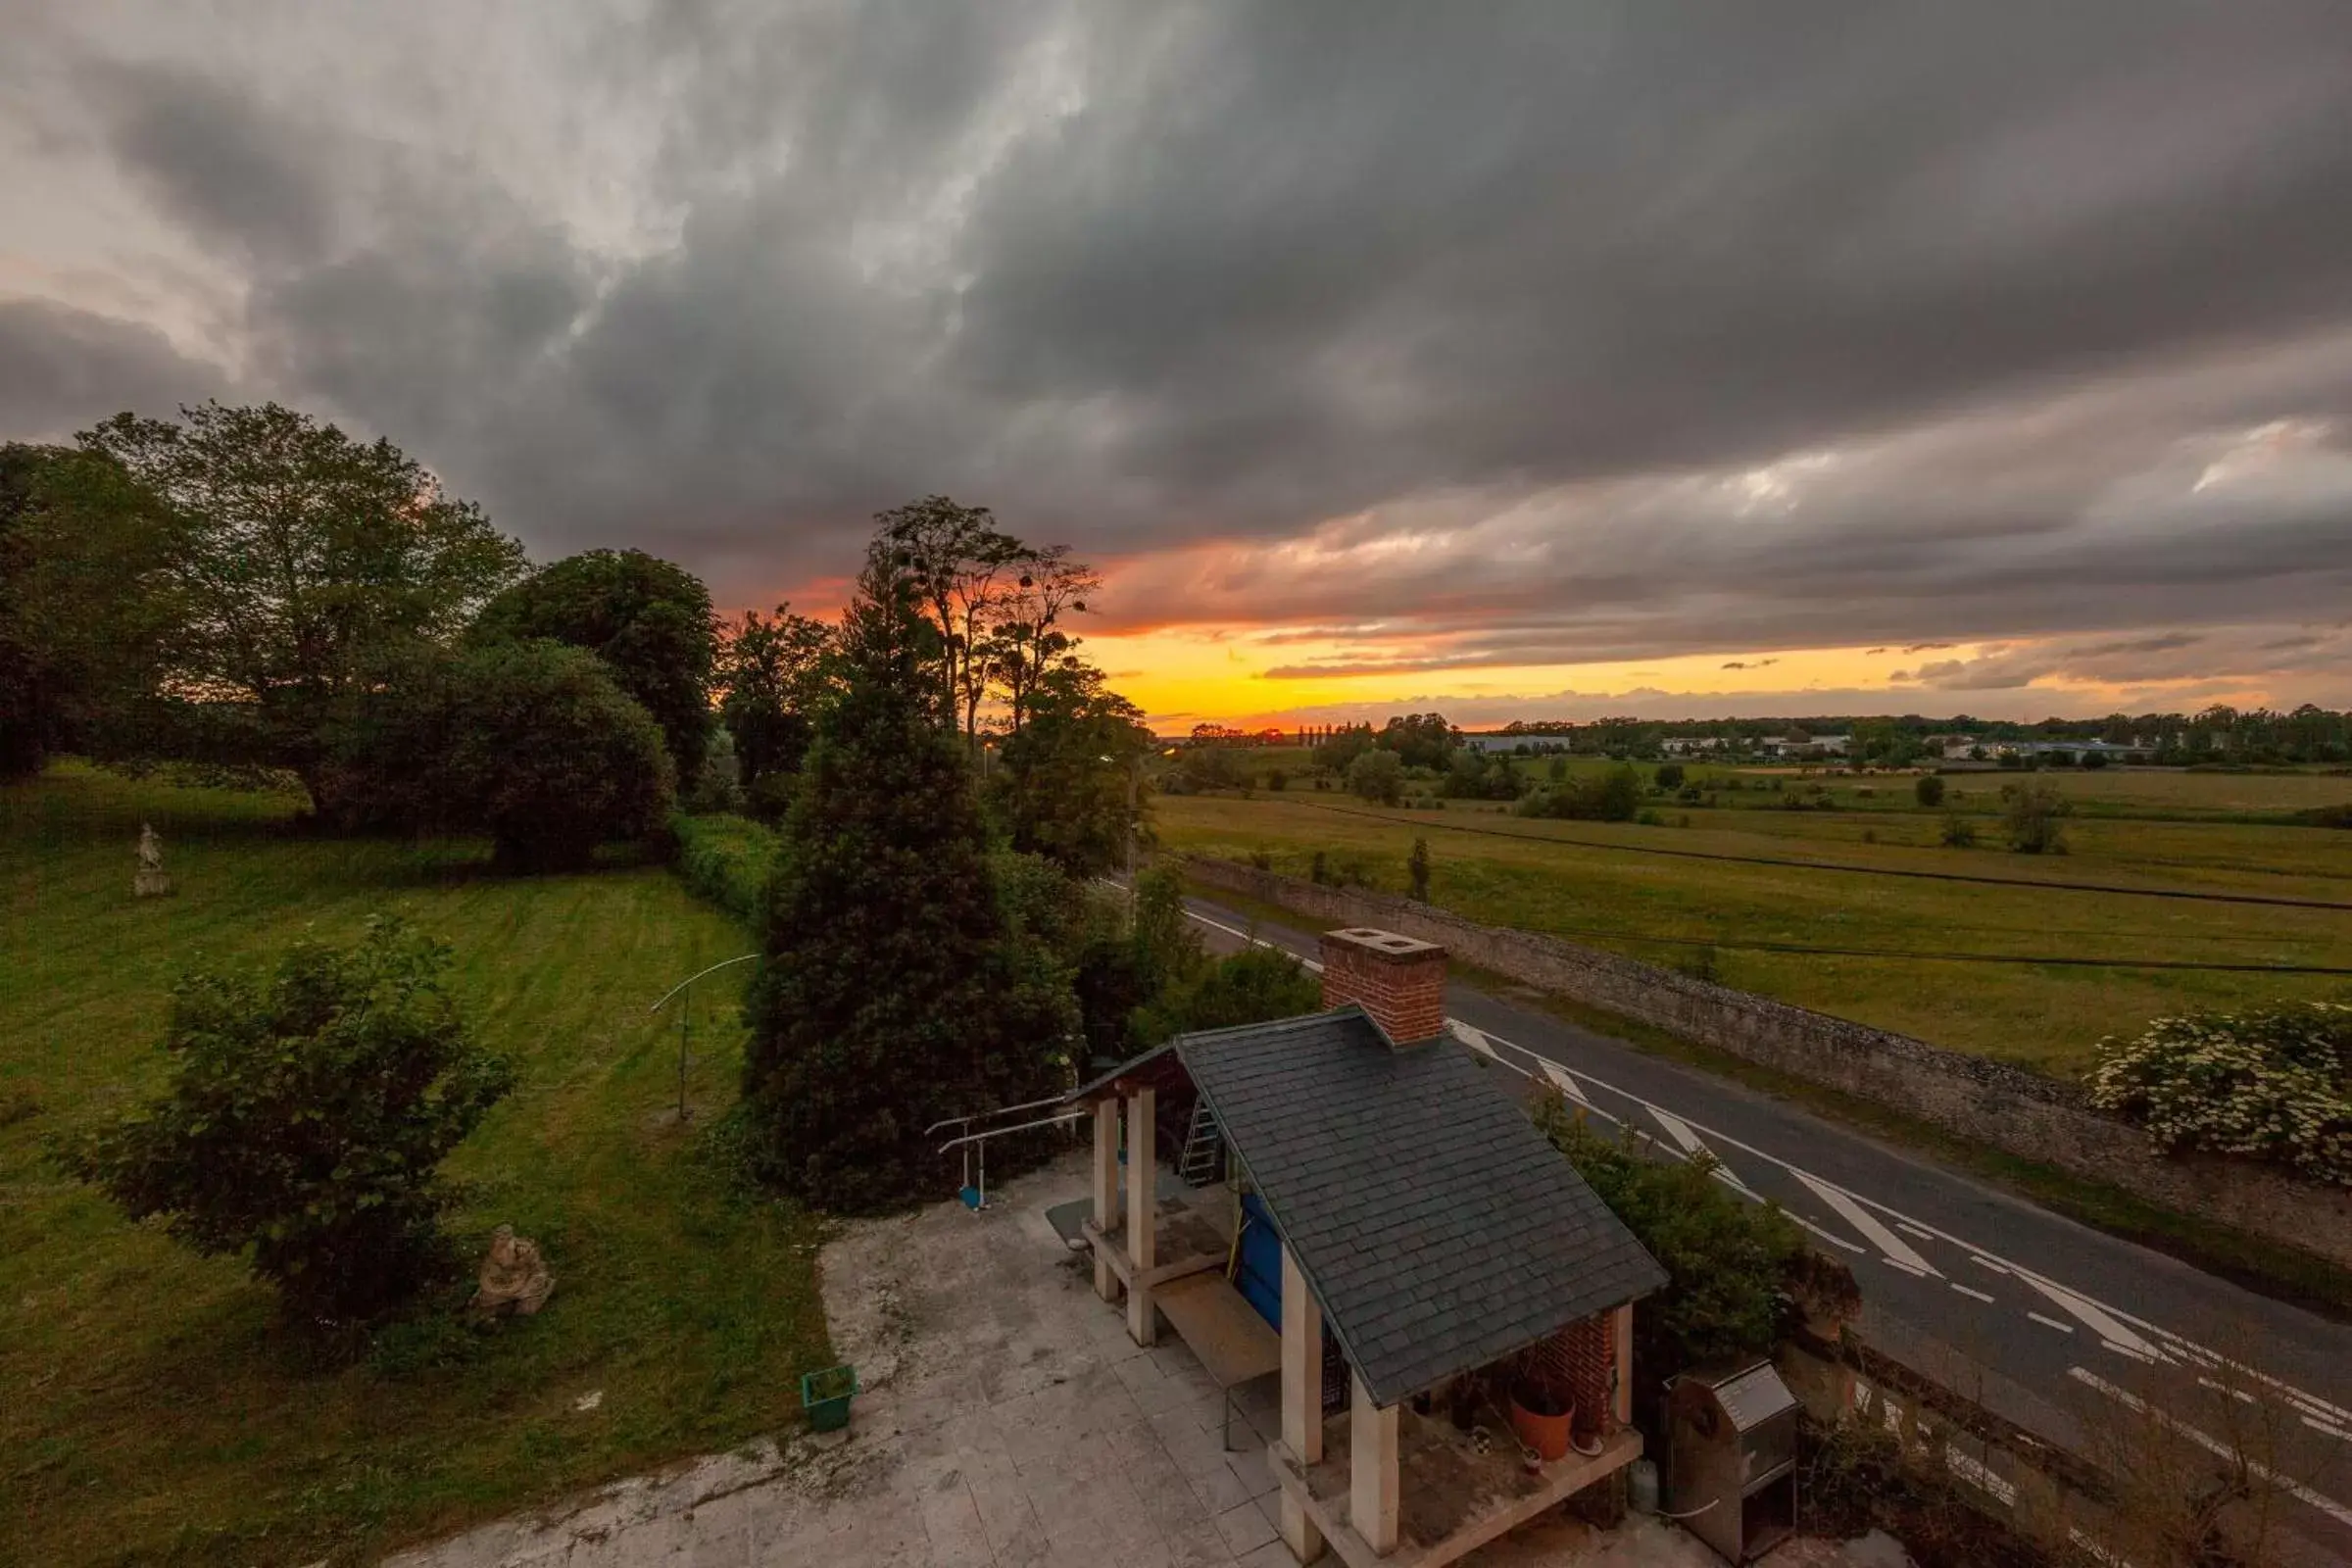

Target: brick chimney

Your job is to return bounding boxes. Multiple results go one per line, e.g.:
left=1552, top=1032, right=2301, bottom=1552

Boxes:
left=1319, top=928, right=1448, bottom=1046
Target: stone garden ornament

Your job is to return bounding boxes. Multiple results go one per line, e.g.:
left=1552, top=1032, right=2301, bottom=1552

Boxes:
left=134, top=822, right=173, bottom=898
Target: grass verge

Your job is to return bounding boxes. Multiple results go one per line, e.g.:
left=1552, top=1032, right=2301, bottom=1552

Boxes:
left=1, top=764, right=829, bottom=1567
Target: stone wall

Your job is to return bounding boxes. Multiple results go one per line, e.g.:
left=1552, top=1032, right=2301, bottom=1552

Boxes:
left=1181, top=855, right=2352, bottom=1271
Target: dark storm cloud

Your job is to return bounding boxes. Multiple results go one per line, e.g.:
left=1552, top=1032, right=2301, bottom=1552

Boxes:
left=5, top=0, right=2352, bottom=679
left=0, top=299, right=225, bottom=438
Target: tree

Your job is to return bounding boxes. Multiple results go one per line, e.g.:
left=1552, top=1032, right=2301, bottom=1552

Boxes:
left=714, top=605, right=835, bottom=809
left=59, top=917, right=514, bottom=1322
left=984, top=544, right=1101, bottom=734
left=1378, top=712, right=1457, bottom=770
left=1313, top=723, right=1376, bottom=774
left=1914, top=773, right=1945, bottom=808
left=741, top=546, right=1077, bottom=1211
left=76, top=403, right=527, bottom=811
left=0, top=443, right=179, bottom=777
left=989, top=657, right=1151, bottom=876
left=1130, top=944, right=1323, bottom=1051
left=1348, top=748, right=1404, bottom=805
left=449, top=641, right=675, bottom=870
left=1408, top=836, right=1432, bottom=901
left=875, top=495, right=1019, bottom=737
left=320, top=639, right=675, bottom=866
left=469, top=550, right=715, bottom=784
left=2002, top=780, right=2072, bottom=855
left=1654, top=761, right=1686, bottom=791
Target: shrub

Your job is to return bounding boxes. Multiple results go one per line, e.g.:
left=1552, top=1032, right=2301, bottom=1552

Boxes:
left=671, top=811, right=780, bottom=927
left=1914, top=774, right=1945, bottom=808
left=1348, top=748, right=1404, bottom=804
left=58, top=917, right=514, bottom=1322
left=1939, top=812, right=1977, bottom=848
left=2001, top=780, right=2071, bottom=855
left=2088, top=1003, right=2352, bottom=1185
left=1407, top=836, right=1431, bottom=901
left=1264, top=767, right=1287, bottom=791
left=2081, top=750, right=2110, bottom=770
left=1654, top=762, right=1686, bottom=790
left=1521, top=763, right=1642, bottom=822
left=1130, top=943, right=1322, bottom=1050
left=453, top=640, right=676, bottom=870
left=1535, top=1094, right=1812, bottom=1375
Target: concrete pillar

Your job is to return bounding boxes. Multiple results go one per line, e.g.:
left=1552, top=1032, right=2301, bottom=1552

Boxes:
left=1349, top=1372, right=1398, bottom=1555
left=1279, top=1248, right=1325, bottom=1562
left=1092, top=1099, right=1120, bottom=1302
left=1612, top=1302, right=1635, bottom=1428
left=1125, top=1085, right=1156, bottom=1346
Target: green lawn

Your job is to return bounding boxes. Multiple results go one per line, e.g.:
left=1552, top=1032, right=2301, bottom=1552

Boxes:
left=0, top=764, right=825, bottom=1568
left=1155, top=791, right=2352, bottom=1077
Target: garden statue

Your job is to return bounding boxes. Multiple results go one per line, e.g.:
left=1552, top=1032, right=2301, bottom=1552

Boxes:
left=134, top=822, right=173, bottom=898
left=470, top=1224, right=555, bottom=1318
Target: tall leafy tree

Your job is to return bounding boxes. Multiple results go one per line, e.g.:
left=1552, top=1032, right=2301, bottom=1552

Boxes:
left=76, top=403, right=526, bottom=811
left=741, top=544, right=1076, bottom=1212
left=468, top=549, right=715, bottom=785
left=990, top=657, right=1151, bottom=876
left=984, top=544, right=1101, bottom=734
left=875, top=495, right=1019, bottom=737
left=0, top=444, right=179, bottom=777
left=714, top=604, right=835, bottom=798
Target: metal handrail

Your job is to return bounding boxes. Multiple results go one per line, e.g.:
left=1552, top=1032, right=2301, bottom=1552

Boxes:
left=936, top=1109, right=1090, bottom=1211
left=924, top=1094, right=1073, bottom=1138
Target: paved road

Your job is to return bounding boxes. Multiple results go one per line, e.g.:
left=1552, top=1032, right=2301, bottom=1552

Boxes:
left=1172, top=888, right=2352, bottom=1559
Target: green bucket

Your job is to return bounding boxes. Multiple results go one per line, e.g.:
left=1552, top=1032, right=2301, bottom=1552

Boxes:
left=801, top=1364, right=858, bottom=1432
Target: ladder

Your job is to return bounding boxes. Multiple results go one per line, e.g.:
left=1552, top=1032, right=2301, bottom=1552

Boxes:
left=1177, top=1098, right=1224, bottom=1187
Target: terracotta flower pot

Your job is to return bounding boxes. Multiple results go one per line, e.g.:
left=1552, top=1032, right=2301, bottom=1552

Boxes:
left=1507, top=1388, right=1573, bottom=1463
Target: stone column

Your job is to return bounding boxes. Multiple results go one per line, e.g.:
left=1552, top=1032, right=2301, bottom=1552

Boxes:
left=1279, top=1247, right=1325, bottom=1562
left=1092, top=1098, right=1120, bottom=1302
left=1349, top=1371, right=1398, bottom=1555
left=1125, top=1085, right=1156, bottom=1346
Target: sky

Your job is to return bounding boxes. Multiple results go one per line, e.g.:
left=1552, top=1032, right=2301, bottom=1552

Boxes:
left=4, top=2, right=2351, bottom=730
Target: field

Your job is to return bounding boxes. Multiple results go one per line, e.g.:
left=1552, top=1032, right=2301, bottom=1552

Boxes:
left=0, top=765, right=825, bottom=1568
left=1152, top=764, right=2352, bottom=1077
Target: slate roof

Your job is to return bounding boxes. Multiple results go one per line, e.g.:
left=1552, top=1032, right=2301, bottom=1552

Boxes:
left=1069, top=1004, right=1666, bottom=1408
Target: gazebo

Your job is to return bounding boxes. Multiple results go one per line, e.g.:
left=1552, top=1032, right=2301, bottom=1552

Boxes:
left=1066, top=928, right=1666, bottom=1566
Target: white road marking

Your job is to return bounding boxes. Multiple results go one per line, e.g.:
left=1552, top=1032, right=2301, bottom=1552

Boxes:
left=1895, top=1220, right=1936, bottom=1242
left=1792, top=1169, right=1941, bottom=1275
left=1970, top=1254, right=2009, bottom=1275
left=1537, top=1058, right=1590, bottom=1105
left=1950, top=1283, right=1996, bottom=1303
left=2070, top=1368, right=2352, bottom=1529
left=1449, top=1019, right=1501, bottom=1062
left=2013, top=1271, right=2172, bottom=1363
left=2197, top=1377, right=2256, bottom=1406
left=1648, top=1106, right=1760, bottom=1198
left=1797, top=1218, right=1868, bottom=1254
left=1172, top=901, right=2352, bottom=1464
left=2306, top=1416, right=2352, bottom=1442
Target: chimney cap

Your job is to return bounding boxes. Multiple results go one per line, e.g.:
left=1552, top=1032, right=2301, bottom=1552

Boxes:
left=1324, top=927, right=1444, bottom=960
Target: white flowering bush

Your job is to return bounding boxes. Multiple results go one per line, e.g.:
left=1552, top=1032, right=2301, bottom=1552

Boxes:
left=2088, top=1002, right=2352, bottom=1186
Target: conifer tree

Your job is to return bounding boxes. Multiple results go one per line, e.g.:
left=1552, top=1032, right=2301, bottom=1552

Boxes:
left=741, top=547, right=1075, bottom=1210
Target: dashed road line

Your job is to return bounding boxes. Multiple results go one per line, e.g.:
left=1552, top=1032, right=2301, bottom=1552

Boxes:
left=1894, top=1220, right=1936, bottom=1242
left=2013, top=1271, right=2172, bottom=1363
left=1970, top=1254, right=2009, bottom=1275
left=1950, top=1283, right=1996, bottom=1304
left=2028, top=1312, right=2077, bottom=1335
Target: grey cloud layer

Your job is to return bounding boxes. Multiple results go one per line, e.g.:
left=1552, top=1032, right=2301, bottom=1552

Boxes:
left=2, top=0, right=2350, bottom=691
